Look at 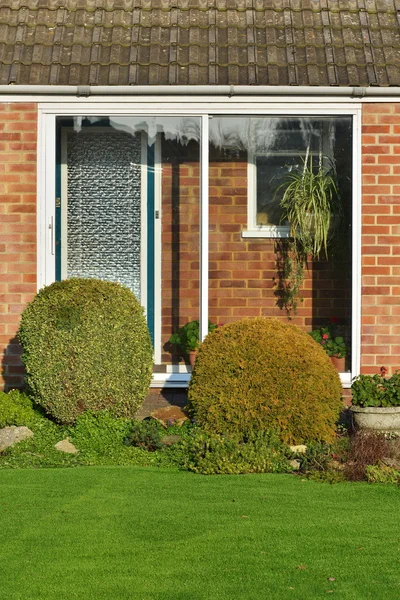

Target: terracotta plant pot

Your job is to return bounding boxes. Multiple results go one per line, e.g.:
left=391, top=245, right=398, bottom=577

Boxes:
left=188, top=350, right=198, bottom=369
left=330, top=355, right=345, bottom=372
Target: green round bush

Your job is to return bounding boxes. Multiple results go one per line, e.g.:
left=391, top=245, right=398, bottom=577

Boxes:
left=18, top=278, right=153, bottom=424
left=188, top=317, right=343, bottom=445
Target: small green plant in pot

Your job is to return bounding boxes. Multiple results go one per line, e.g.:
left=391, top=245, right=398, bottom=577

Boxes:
left=309, top=318, right=347, bottom=370
left=168, top=320, right=218, bottom=367
left=350, top=366, right=400, bottom=435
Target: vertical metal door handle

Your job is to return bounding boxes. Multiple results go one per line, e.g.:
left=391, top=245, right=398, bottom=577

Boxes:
left=49, top=216, right=54, bottom=255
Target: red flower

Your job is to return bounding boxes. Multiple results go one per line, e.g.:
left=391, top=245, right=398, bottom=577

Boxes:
left=329, top=317, right=338, bottom=324
left=380, top=366, right=388, bottom=377
left=322, top=333, right=329, bottom=340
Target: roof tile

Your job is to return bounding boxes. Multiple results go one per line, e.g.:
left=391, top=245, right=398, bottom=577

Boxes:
left=0, top=0, right=399, bottom=86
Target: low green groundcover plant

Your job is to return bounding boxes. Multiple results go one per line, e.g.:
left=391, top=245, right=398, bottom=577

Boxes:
left=0, top=404, right=176, bottom=469
left=180, top=429, right=293, bottom=475
left=1, top=390, right=398, bottom=485
left=366, top=463, right=400, bottom=484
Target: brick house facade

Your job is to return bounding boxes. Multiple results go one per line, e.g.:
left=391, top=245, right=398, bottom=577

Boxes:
left=0, top=1, right=399, bottom=391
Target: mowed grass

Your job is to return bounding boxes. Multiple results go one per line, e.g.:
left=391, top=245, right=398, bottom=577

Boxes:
left=0, top=467, right=399, bottom=600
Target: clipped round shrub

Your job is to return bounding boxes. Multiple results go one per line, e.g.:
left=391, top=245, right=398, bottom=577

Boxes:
left=188, top=317, right=343, bottom=445
left=18, top=278, right=153, bottom=424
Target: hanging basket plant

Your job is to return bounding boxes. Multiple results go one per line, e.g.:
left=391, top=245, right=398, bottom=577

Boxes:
left=276, top=148, right=342, bottom=316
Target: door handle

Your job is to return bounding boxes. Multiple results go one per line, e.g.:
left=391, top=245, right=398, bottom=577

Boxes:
left=49, top=216, right=54, bottom=255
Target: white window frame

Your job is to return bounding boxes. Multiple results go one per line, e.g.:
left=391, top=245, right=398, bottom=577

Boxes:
left=30, top=96, right=360, bottom=388
left=245, top=152, right=291, bottom=239
left=243, top=117, right=345, bottom=238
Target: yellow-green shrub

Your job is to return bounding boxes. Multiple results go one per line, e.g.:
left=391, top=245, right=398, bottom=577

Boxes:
left=188, top=317, right=343, bottom=445
left=0, top=389, right=36, bottom=428
left=18, top=278, right=153, bottom=424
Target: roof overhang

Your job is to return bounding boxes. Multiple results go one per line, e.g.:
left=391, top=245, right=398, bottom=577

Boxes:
left=2, top=85, right=400, bottom=98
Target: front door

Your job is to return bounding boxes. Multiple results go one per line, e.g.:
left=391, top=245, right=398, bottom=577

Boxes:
left=55, top=124, right=157, bottom=350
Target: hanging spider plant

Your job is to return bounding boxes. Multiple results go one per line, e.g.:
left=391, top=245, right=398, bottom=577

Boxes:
left=275, top=147, right=342, bottom=316
left=279, top=148, right=342, bottom=260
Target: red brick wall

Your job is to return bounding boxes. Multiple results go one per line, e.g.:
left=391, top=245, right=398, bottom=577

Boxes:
left=361, top=103, right=400, bottom=375
left=0, top=103, right=37, bottom=390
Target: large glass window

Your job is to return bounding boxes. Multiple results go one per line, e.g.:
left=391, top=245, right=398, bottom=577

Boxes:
left=208, top=115, right=353, bottom=374
left=47, top=110, right=356, bottom=383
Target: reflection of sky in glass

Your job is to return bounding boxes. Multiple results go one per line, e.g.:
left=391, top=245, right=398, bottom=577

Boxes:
left=68, top=116, right=339, bottom=156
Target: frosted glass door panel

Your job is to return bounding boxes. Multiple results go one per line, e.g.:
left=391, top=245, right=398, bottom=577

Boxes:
left=62, top=129, right=143, bottom=299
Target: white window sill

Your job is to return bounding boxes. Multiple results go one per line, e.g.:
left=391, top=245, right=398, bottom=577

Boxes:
left=152, top=371, right=353, bottom=388
left=242, top=227, right=290, bottom=239
left=340, top=372, right=352, bottom=388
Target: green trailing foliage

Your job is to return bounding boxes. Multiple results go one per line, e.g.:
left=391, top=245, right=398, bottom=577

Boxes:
left=275, top=153, right=343, bottom=316
left=0, top=389, right=38, bottom=428
left=188, top=317, right=343, bottom=445
left=18, top=278, right=153, bottom=424
left=180, top=429, right=292, bottom=475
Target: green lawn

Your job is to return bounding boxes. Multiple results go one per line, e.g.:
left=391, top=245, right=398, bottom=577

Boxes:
left=0, top=467, right=399, bottom=600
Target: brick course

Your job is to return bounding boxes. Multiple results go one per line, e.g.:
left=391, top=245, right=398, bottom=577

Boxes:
left=361, top=103, right=400, bottom=375
left=0, top=103, right=37, bottom=390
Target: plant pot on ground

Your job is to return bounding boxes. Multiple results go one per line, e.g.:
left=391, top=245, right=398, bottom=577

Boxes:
left=168, top=320, right=218, bottom=368
left=350, top=367, right=400, bottom=434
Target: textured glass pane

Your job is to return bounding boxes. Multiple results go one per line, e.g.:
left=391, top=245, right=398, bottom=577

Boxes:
left=65, top=129, right=142, bottom=298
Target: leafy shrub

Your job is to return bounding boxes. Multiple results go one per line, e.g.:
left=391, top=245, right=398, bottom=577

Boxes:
left=344, top=431, right=390, bottom=481
left=18, top=278, right=153, bottom=424
left=180, top=429, right=292, bottom=475
left=188, top=317, right=343, bottom=445
left=297, top=442, right=334, bottom=473
left=0, top=389, right=37, bottom=428
left=365, top=464, right=399, bottom=485
left=125, top=418, right=165, bottom=452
